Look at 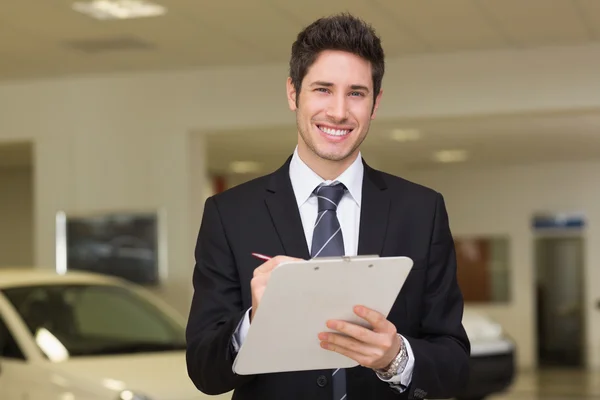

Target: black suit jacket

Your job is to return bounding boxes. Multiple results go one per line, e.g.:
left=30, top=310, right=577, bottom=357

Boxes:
left=186, top=157, right=470, bottom=400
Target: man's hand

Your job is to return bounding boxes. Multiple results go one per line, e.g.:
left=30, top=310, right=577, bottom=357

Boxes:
left=318, top=305, right=402, bottom=370
left=250, top=255, right=301, bottom=323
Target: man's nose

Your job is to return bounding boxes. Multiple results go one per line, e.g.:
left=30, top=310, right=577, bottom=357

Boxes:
left=326, top=95, right=348, bottom=121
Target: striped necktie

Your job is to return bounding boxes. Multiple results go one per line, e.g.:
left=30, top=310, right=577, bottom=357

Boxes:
left=311, top=182, right=347, bottom=400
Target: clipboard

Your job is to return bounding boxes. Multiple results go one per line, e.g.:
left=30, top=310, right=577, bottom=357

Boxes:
left=232, top=255, right=414, bottom=375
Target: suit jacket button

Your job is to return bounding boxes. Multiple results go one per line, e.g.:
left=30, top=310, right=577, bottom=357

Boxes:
left=316, top=375, right=328, bottom=387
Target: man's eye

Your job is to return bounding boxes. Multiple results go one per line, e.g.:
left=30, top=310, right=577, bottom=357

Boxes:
left=350, top=91, right=364, bottom=97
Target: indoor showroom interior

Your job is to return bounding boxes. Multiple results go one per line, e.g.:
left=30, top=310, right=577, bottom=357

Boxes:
left=1, top=1, right=600, bottom=400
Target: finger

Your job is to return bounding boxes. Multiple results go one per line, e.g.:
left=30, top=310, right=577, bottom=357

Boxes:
left=354, top=305, right=396, bottom=334
left=250, top=274, right=269, bottom=288
left=253, top=258, right=277, bottom=274
left=325, top=319, right=379, bottom=345
left=253, top=256, right=296, bottom=275
left=318, top=331, right=377, bottom=357
left=274, top=255, right=303, bottom=265
left=319, top=339, right=373, bottom=367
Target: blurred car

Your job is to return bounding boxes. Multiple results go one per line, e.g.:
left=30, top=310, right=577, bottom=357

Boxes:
left=0, top=268, right=231, bottom=400
left=455, top=309, right=516, bottom=400
left=0, top=268, right=514, bottom=400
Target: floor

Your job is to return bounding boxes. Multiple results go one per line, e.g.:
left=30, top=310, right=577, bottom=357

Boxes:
left=489, top=369, right=600, bottom=399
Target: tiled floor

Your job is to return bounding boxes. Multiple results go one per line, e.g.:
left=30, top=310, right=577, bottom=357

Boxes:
left=489, top=368, right=600, bottom=399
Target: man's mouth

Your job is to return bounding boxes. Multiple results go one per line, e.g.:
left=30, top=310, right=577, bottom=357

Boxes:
left=317, top=125, right=353, bottom=137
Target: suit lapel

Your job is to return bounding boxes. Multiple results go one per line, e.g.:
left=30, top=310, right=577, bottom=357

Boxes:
left=357, top=162, right=390, bottom=256
left=264, top=157, right=311, bottom=259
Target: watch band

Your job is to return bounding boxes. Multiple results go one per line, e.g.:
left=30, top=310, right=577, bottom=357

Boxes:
left=375, top=334, right=409, bottom=380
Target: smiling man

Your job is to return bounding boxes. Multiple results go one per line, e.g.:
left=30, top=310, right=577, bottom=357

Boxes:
left=186, top=13, right=470, bottom=400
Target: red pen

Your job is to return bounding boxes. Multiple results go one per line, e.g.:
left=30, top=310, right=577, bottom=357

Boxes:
left=252, top=252, right=272, bottom=261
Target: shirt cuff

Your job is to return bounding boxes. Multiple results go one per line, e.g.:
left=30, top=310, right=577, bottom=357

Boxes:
left=231, top=307, right=252, bottom=353
left=377, top=335, right=415, bottom=391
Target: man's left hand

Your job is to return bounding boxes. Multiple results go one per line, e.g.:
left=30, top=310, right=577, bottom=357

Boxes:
left=318, top=305, right=401, bottom=370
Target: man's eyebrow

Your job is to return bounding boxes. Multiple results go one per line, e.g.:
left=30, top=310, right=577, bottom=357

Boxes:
left=309, top=81, right=370, bottom=92
left=350, top=84, right=370, bottom=93
left=310, top=81, right=334, bottom=87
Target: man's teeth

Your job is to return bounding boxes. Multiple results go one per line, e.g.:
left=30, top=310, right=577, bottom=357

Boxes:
left=319, top=126, right=351, bottom=136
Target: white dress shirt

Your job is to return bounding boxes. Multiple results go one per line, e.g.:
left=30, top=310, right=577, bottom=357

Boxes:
left=232, top=147, right=414, bottom=390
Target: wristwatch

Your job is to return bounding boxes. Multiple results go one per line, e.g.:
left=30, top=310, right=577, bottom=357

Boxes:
left=374, top=334, right=409, bottom=380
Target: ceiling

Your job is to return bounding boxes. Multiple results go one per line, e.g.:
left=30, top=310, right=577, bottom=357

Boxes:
left=2, top=0, right=600, bottom=81
left=205, top=110, right=600, bottom=176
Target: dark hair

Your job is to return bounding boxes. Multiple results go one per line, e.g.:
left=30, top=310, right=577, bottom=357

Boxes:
left=289, top=13, right=385, bottom=105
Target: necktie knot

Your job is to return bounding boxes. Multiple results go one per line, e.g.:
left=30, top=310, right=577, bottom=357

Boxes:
left=314, top=183, right=346, bottom=212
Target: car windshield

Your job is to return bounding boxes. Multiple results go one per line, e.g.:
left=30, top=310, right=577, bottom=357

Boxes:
left=1, top=283, right=186, bottom=359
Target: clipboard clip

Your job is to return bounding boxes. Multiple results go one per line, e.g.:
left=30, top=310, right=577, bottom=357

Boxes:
left=311, top=255, right=380, bottom=262
left=342, top=254, right=380, bottom=262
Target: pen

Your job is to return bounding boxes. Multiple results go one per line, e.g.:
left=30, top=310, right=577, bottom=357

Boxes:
left=252, top=252, right=272, bottom=261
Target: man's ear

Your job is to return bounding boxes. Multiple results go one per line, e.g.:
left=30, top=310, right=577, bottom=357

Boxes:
left=370, top=89, right=383, bottom=120
left=286, top=77, right=298, bottom=111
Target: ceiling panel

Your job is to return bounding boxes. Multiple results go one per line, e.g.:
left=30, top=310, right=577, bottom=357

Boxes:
left=176, top=0, right=304, bottom=63
left=0, top=0, right=112, bottom=40
left=374, top=0, right=509, bottom=51
left=0, top=27, right=71, bottom=78
left=479, top=0, right=593, bottom=46
left=268, top=0, right=430, bottom=56
left=91, top=10, right=267, bottom=67
left=573, top=0, right=600, bottom=39
left=0, top=14, right=62, bottom=55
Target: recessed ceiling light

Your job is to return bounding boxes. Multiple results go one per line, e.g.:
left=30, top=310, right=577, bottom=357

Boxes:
left=390, top=128, right=420, bottom=142
left=433, top=149, right=468, bottom=163
left=230, top=161, right=261, bottom=174
left=72, top=0, right=166, bottom=20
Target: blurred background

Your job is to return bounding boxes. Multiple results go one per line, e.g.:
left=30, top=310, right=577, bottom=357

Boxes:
left=1, top=1, right=600, bottom=399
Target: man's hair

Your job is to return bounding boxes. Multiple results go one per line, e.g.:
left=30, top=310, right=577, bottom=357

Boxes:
left=289, top=13, right=385, bottom=105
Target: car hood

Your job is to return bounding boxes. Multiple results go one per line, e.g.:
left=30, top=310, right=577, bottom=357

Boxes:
left=47, top=351, right=232, bottom=400
left=462, top=309, right=504, bottom=340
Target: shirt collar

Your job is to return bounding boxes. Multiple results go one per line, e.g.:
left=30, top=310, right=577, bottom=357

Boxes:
left=289, top=146, right=363, bottom=207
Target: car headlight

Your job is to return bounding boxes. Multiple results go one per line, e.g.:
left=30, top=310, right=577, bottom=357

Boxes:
left=118, top=390, right=153, bottom=400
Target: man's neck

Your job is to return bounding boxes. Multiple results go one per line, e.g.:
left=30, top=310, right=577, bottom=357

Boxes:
left=297, top=145, right=359, bottom=181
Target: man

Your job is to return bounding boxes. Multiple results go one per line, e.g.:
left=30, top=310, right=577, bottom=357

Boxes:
left=186, top=13, right=470, bottom=400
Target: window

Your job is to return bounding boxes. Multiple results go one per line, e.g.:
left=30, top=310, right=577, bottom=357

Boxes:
left=73, top=286, right=175, bottom=342
left=0, top=315, right=25, bottom=360
left=455, top=236, right=510, bottom=303
left=2, top=284, right=185, bottom=359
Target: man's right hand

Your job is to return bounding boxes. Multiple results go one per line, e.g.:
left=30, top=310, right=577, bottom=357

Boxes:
left=250, top=255, right=301, bottom=323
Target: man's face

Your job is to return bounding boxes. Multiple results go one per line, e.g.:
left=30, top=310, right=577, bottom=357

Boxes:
left=286, top=50, right=382, bottom=164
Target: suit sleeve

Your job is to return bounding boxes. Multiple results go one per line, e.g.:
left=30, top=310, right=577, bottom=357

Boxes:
left=185, top=196, right=255, bottom=395
left=403, top=192, right=471, bottom=399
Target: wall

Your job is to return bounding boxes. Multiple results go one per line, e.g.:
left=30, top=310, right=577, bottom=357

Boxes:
left=0, top=167, right=33, bottom=267
left=32, top=129, right=202, bottom=316
left=400, top=160, right=600, bottom=371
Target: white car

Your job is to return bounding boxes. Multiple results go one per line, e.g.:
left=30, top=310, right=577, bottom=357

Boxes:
left=0, top=268, right=514, bottom=400
left=0, top=268, right=231, bottom=400
left=455, top=310, right=516, bottom=400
